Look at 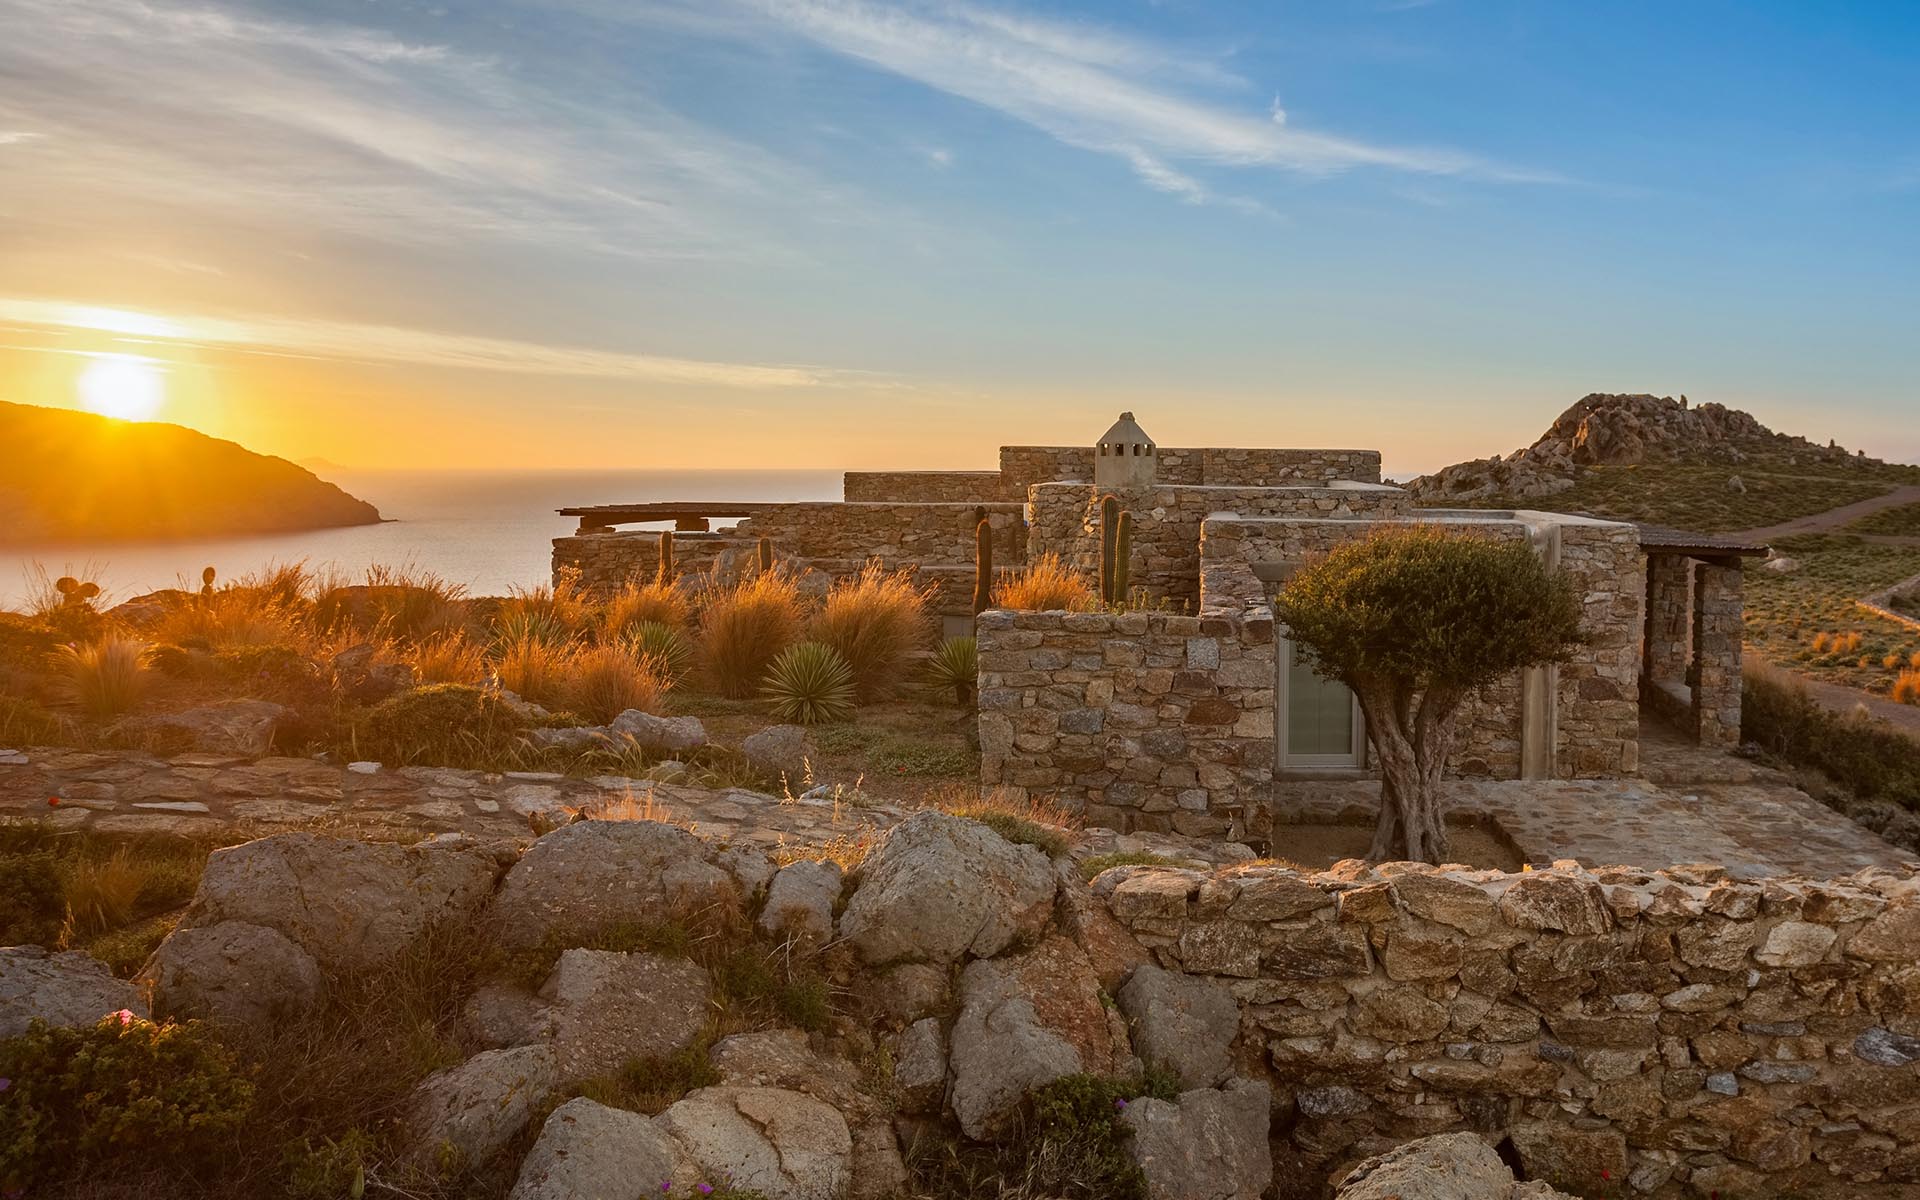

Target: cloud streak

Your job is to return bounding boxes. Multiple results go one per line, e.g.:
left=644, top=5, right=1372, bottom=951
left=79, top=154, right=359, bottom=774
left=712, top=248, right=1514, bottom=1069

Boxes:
left=0, top=298, right=864, bottom=390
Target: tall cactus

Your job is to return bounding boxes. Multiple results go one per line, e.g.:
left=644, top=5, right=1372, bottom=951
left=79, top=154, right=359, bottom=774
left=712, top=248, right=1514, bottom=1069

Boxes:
left=657, top=530, right=675, bottom=584
left=1113, top=510, right=1133, bottom=606
left=1098, top=493, right=1120, bottom=604
left=973, top=518, right=993, bottom=614
left=757, top=536, right=774, bottom=574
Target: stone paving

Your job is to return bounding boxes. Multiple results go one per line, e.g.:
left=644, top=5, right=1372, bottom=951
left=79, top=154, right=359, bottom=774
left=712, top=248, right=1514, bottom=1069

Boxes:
left=0, top=746, right=908, bottom=858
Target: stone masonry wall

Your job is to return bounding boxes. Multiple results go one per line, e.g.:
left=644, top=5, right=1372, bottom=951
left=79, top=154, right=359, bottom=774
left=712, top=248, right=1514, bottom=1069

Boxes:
left=842, top=471, right=1013, bottom=502
left=999, top=445, right=1384, bottom=494
left=1100, top=859, right=1920, bottom=1197
left=1554, top=523, right=1644, bottom=778
left=977, top=603, right=1277, bottom=841
left=1692, top=563, right=1744, bottom=749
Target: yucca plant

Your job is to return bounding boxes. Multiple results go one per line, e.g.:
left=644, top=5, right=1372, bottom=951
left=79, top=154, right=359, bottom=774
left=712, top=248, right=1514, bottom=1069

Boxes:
left=54, top=636, right=152, bottom=718
left=762, top=642, right=856, bottom=725
left=926, top=636, right=978, bottom=707
left=630, top=621, right=693, bottom=683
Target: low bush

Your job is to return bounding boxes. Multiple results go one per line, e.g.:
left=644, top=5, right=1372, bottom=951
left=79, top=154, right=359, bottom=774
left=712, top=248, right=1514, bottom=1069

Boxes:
left=993, top=553, right=1098, bottom=612
left=762, top=641, right=857, bottom=725
left=869, top=739, right=975, bottom=778
left=408, top=629, right=490, bottom=685
left=0, top=844, right=64, bottom=944
left=810, top=563, right=930, bottom=701
left=494, top=631, right=572, bottom=710
left=357, top=683, right=528, bottom=768
left=1743, top=663, right=1920, bottom=809
left=0, top=694, right=64, bottom=745
left=572, top=1041, right=721, bottom=1116
left=0, top=1012, right=255, bottom=1193
left=699, top=571, right=804, bottom=699
left=53, top=635, right=151, bottom=717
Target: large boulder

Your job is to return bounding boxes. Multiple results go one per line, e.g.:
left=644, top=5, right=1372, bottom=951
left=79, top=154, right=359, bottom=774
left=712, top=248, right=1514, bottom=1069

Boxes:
left=407, top=1045, right=557, bottom=1172
left=948, top=936, right=1119, bottom=1140
left=1336, top=1132, right=1576, bottom=1199
left=1117, top=964, right=1240, bottom=1089
left=0, top=946, right=147, bottom=1038
left=112, top=699, right=291, bottom=755
left=180, top=832, right=496, bottom=973
left=509, top=1097, right=705, bottom=1199
left=838, top=811, right=1056, bottom=966
left=1120, top=1079, right=1272, bottom=1200
left=491, top=820, right=735, bottom=950
left=741, top=724, right=815, bottom=782
left=533, top=949, right=710, bottom=1082
left=657, top=1086, right=853, bottom=1200
left=610, top=710, right=707, bottom=754
left=759, top=859, right=843, bottom=943
left=141, top=921, right=323, bottom=1029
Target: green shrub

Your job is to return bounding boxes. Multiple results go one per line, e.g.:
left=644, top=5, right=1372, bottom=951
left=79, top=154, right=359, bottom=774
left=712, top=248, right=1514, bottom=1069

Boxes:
left=632, top=620, right=694, bottom=683
left=761, top=642, right=857, bottom=725
left=948, top=808, right=1069, bottom=857
left=0, top=1013, right=255, bottom=1191
left=870, top=740, right=976, bottom=778
left=926, top=636, right=979, bottom=706
left=282, top=1128, right=374, bottom=1200
left=0, top=846, right=64, bottom=945
left=1743, top=663, right=1920, bottom=808
left=571, top=1041, right=721, bottom=1116
left=357, top=683, right=528, bottom=768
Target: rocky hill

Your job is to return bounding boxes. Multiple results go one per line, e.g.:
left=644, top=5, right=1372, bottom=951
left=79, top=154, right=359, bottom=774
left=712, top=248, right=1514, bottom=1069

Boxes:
left=0, top=401, right=380, bottom=543
left=1409, top=393, right=1910, bottom=508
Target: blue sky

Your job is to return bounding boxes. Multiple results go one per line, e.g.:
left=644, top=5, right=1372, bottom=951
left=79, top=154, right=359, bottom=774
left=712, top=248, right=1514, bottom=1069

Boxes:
left=0, top=0, right=1914, bottom=472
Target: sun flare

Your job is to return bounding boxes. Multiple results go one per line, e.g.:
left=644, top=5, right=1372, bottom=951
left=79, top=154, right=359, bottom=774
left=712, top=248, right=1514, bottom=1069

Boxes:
left=77, top=356, right=165, bottom=421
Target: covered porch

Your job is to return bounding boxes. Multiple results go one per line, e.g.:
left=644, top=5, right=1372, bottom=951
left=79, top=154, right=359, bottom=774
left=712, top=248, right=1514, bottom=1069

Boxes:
left=1636, top=524, right=1769, bottom=747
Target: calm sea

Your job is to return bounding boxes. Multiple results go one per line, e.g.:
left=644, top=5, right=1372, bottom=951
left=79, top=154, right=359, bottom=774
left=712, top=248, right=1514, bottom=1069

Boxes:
left=2, top=469, right=844, bottom=609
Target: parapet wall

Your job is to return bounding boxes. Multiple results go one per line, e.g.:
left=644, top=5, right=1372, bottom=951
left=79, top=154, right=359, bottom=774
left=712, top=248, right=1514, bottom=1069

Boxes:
left=995, top=445, right=1383, bottom=500
left=1100, top=859, right=1920, bottom=1197
left=843, top=471, right=1013, bottom=503
left=977, top=602, right=1277, bottom=840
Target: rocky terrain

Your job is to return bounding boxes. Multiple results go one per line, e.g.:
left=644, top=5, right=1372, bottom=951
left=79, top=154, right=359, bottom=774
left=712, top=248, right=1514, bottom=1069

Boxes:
left=1409, top=393, right=1907, bottom=508
left=0, top=400, right=380, bottom=542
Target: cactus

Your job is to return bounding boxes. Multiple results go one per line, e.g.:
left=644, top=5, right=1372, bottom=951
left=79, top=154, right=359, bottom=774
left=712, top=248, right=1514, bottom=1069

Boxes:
left=53, top=576, right=100, bottom=610
left=200, top=565, right=217, bottom=605
left=1098, top=493, right=1121, bottom=604
left=973, top=519, right=994, bottom=614
left=657, top=530, right=675, bottom=584
left=758, top=537, right=774, bottom=574
left=1114, top=510, right=1133, bottom=605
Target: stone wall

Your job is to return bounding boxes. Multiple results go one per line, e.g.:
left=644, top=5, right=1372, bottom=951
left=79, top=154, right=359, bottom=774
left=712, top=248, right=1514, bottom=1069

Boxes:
left=977, top=601, right=1277, bottom=841
left=1692, top=563, right=1744, bottom=749
left=999, top=445, right=1383, bottom=495
left=1100, top=858, right=1920, bottom=1197
left=843, top=471, right=1012, bottom=503
left=1553, top=523, right=1644, bottom=778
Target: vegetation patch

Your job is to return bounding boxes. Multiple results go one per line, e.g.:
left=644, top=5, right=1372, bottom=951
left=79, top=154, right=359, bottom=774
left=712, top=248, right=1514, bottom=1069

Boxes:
left=1744, top=534, right=1920, bottom=694
left=1076, top=851, right=1180, bottom=880
left=0, top=823, right=215, bottom=971
left=1847, top=500, right=1920, bottom=538
left=1742, top=663, right=1920, bottom=814
left=1423, top=463, right=1896, bottom=533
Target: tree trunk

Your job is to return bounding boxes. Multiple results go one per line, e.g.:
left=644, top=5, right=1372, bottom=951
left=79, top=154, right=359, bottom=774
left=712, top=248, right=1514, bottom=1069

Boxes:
left=1356, top=679, right=1463, bottom=864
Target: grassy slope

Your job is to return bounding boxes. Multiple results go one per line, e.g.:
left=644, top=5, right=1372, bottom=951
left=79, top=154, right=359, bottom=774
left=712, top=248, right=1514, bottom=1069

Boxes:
left=1744, top=534, right=1920, bottom=692
left=1849, top=501, right=1920, bottom=537
left=1425, top=463, right=1895, bottom=533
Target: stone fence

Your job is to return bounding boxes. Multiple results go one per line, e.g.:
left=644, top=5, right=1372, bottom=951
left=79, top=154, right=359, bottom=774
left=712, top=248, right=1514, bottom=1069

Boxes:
left=998, top=445, right=1383, bottom=496
left=843, top=471, right=1013, bottom=503
left=1100, top=859, right=1920, bottom=1197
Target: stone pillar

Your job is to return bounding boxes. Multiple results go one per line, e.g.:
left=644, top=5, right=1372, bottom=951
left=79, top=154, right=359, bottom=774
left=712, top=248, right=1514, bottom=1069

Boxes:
left=1644, top=553, right=1692, bottom=684
left=1691, top=562, right=1744, bottom=747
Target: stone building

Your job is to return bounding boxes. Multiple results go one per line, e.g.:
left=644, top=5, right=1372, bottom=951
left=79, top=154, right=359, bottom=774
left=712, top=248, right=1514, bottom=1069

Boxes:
left=553, top=414, right=1762, bottom=841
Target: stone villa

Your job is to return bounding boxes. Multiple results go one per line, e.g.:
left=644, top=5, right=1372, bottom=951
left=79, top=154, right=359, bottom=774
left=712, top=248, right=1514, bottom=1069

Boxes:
left=554, top=414, right=1763, bottom=841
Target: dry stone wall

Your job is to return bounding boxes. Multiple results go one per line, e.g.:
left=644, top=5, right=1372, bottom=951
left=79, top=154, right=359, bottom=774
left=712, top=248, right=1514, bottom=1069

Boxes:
left=1101, top=859, right=1920, bottom=1198
left=1553, top=523, right=1644, bottom=777
left=842, top=471, right=1013, bottom=502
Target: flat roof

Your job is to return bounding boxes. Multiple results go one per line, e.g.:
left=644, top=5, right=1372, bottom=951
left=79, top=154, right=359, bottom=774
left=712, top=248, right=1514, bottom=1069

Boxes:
left=1633, top=522, right=1770, bottom=558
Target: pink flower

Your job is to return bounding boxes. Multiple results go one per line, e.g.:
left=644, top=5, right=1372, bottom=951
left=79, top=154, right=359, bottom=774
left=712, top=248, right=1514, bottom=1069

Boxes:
left=114, top=1009, right=135, bottom=1027
left=698, top=1187, right=713, bottom=1196
left=0, top=1077, right=10, bottom=1091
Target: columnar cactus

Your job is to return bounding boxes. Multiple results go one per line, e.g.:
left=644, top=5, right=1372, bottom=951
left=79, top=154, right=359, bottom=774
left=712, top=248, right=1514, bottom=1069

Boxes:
left=973, top=519, right=993, bottom=614
left=1114, top=510, right=1133, bottom=605
left=657, top=530, right=675, bottom=584
left=758, top=537, right=774, bottom=574
left=1098, top=493, right=1121, bottom=604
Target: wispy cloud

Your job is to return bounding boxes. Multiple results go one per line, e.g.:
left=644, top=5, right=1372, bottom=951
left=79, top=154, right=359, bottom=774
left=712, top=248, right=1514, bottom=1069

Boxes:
left=731, top=0, right=1561, bottom=190
left=0, top=298, right=867, bottom=390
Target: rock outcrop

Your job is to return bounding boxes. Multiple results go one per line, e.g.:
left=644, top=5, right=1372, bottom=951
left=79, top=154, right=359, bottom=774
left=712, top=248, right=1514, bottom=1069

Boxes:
left=141, top=921, right=323, bottom=1029
left=407, top=1044, right=558, bottom=1171
left=532, top=949, right=710, bottom=1082
left=1336, top=1132, right=1576, bottom=1199
left=0, top=946, right=147, bottom=1038
left=657, top=1086, right=853, bottom=1200
left=1120, top=1078, right=1272, bottom=1200
left=490, top=819, right=735, bottom=950
left=510, top=1097, right=706, bottom=1199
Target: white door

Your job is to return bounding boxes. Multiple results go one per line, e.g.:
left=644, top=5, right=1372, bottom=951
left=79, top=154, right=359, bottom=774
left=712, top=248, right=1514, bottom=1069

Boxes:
left=1280, top=635, right=1366, bottom=770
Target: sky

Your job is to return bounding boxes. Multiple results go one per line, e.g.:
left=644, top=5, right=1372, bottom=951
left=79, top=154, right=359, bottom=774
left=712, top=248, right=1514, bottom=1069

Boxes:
left=0, top=0, right=1915, bottom=475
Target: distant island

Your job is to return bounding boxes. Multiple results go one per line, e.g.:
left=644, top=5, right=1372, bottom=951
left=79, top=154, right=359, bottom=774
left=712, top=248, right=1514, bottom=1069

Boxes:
left=0, top=401, right=382, bottom=544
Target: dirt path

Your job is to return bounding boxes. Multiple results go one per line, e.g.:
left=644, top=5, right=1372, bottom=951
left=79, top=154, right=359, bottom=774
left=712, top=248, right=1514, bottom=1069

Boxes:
left=1751, top=659, right=1920, bottom=737
left=1733, top=484, right=1920, bottom=542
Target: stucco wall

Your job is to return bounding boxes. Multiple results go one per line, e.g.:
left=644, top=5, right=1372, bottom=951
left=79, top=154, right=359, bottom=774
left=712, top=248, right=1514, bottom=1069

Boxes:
left=1099, top=859, right=1920, bottom=1196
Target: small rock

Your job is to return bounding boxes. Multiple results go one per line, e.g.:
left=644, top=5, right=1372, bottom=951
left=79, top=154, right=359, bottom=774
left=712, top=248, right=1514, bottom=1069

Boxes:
left=142, top=921, right=323, bottom=1029
left=346, top=761, right=382, bottom=774
left=742, top=724, right=816, bottom=783
left=0, top=946, right=148, bottom=1038
left=610, top=709, right=707, bottom=753
left=890, top=1018, right=948, bottom=1113
left=491, top=820, right=734, bottom=950
left=1121, top=1079, right=1272, bottom=1200
left=760, top=859, right=843, bottom=943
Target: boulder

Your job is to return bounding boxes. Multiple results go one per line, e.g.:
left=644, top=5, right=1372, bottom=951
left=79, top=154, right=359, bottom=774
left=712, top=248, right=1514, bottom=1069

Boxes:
left=610, top=709, right=707, bottom=754
left=112, top=699, right=290, bottom=755
left=861, top=961, right=951, bottom=1028
left=141, top=921, right=323, bottom=1029
left=407, top=1045, right=557, bottom=1172
left=534, top=949, right=710, bottom=1082
left=490, top=820, right=735, bottom=950
left=463, top=982, right=545, bottom=1049
left=180, top=831, right=496, bottom=973
left=528, top=726, right=616, bottom=753
left=890, top=1017, right=947, bottom=1114
left=742, top=724, right=815, bottom=782
left=657, top=1086, right=853, bottom=1200
left=1336, top=1132, right=1576, bottom=1199
left=759, top=859, right=843, bottom=943
left=509, top=1097, right=705, bottom=1199
left=1120, top=1079, right=1272, bottom=1200
left=1055, top=860, right=1153, bottom=990
left=0, top=946, right=147, bottom=1038
left=948, top=937, right=1117, bottom=1140
left=1117, top=964, right=1240, bottom=1089
left=707, top=1028, right=869, bottom=1116
left=838, top=811, right=1056, bottom=966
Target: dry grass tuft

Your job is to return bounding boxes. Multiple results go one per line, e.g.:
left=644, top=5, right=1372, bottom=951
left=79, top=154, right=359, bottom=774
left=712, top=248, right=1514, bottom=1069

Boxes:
left=407, top=629, right=489, bottom=685
left=1895, top=669, right=1920, bottom=706
left=59, top=845, right=146, bottom=938
left=697, top=570, right=804, bottom=699
left=601, top=579, right=691, bottom=639
left=563, top=641, right=670, bottom=724
left=993, top=553, right=1098, bottom=612
left=54, top=636, right=151, bottom=717
left=493, top=631, right=572, bottom=710
left=930, top=784, right=1078, bottom=857
left=809, top=563, right=932, bottom=701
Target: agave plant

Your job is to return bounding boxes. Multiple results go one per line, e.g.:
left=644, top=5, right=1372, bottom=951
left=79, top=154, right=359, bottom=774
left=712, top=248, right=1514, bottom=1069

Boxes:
left=630, top=621, right=693, bottom=683
left=926, top=636, right=978, bottom=707
left=761, top=641, right=856, bottom=725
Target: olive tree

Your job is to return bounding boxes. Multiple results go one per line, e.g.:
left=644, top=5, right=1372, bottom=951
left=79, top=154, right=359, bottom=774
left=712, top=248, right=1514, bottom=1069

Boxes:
left=1276, top=527, right=1585, bottom=864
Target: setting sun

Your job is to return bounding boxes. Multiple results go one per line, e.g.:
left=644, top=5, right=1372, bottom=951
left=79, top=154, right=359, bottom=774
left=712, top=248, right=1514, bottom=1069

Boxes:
left=77, top=355, right=165, bottom=421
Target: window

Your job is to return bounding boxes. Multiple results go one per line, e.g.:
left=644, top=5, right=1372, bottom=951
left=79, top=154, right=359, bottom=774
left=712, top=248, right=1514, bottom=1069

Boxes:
left=1279, top=633, right=1365, bottom=769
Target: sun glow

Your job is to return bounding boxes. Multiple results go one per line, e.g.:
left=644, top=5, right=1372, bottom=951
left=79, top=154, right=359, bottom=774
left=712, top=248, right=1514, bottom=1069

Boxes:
left=77, top=355, right=166, bottom=421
